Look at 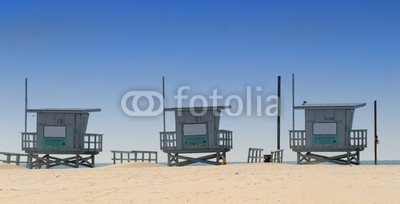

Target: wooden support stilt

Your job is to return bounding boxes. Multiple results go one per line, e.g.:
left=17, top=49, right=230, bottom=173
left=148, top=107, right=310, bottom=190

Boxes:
left=296, top=151, right=361, bottom=165
left=166, top=151, right=229, bottom=167
left=23, top=154, right=98, bottom=169
left=374, top=100, right=378, bottom=165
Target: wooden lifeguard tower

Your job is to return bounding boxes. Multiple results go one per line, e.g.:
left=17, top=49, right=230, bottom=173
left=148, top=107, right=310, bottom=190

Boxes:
left=160, top=106, right=233, bottom=166
left=290, top=103, right=367, bottom=165
left=21, top=79, right=103, bottom=169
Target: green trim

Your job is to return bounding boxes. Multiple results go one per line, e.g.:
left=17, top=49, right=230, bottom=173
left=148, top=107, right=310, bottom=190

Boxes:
left=312, top=135, right=338, bottom=148
left=43, top=138, right=67, bottom=151
left=182, top=135, right=209, bottom=149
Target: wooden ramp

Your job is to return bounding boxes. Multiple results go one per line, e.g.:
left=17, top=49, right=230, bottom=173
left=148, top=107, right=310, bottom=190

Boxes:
left=270, top=149, right=284, bottom=163
left=247, top=148, right=264, bottom=163
left=111, top=150, right=158, bottom=164
left=0, top=152, right=30, bottom=168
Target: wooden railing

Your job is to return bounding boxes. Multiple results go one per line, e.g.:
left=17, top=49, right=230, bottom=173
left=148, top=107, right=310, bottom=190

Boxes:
left=0, top=152, right=30, bottom=168
left=290, top=130, right=367, bottom=150
left=350, top=130, right=368, bottom=149
left=247, top=148, right=264, bottom=163
left=218, top=130, right=233, bottom=149
left=289, top=130, right=306, bottom=149
left=111, top=150, right=158, bottom=164
left=22, top=132, right=103, bottom=152
left=21, top=132, right=38, bottom=151
left=160, top=131, right=177, bottom=150
left=271, top=149, right=284, bottom=163
left=84, top=133, right=103, bottom=152
left=247, top=148, right=284, bottom=163
left=160, top=130, right=233, bottom=150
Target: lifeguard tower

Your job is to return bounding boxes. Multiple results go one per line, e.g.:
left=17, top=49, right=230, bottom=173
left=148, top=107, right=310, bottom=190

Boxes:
left=21, top=79, right=103, bottom=169
left=160, top=106, right=233, bottom=166
left=22, top=109, right=103, bottom=169
left=289, top=103, right=367, bottom=165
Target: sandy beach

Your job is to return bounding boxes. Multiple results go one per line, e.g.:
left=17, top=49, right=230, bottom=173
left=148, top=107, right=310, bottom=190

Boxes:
left=0, top=163, right=399, bottom=204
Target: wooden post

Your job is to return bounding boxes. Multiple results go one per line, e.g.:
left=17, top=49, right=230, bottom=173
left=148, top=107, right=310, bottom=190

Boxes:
left=25, top=78, right=28, bottom=139
left=374, top=100, right=378, bottom=165
left=247, top=148, right=251, bottom=163
left=16, top=155, right=20, bottom=166
left=92, top=155, right=95, bottom=167
left=94, top=135, right=97, bottom=151
left=45, top=154, right=50, bottom=169
left=277, top=76, right=281, bottom=150
left=292, top=74, right=295, bottom=131
left=162, top=77, right=166, bottom=133
left=75, top=154, right=79, bottom=168
left=27, top=155, right=32, bottom=169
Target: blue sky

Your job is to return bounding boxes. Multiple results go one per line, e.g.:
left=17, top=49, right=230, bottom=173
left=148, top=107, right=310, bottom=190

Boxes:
left=0, top=0, right=399, bottom=163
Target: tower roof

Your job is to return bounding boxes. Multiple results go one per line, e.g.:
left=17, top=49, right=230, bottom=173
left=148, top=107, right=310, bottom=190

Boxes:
left=294, top=103, right=366, bottom=110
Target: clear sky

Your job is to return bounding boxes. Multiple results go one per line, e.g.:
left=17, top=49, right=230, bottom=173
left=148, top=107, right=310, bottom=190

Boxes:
left=0, top=0, right=399, bottom=163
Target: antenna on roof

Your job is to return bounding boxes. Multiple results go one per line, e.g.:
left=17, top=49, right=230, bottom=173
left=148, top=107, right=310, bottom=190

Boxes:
left=292, top=73, right=295, bottom=131
left=25, top=78, right=28, bottom=137
left=277, top=76, right=281, bottom=150
left=162, top=76, right=166, bottom=133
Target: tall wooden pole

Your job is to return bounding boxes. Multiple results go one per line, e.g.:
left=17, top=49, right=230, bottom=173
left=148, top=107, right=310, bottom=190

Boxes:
left=162, top=77, right=166, bottom=133
left=277, top=76, right=281, bottom=150
left=374, top=100, right=378, bottom=165
left=25, top=78, right=28, bottom=136
left=292, top=73, right=295, bottom=131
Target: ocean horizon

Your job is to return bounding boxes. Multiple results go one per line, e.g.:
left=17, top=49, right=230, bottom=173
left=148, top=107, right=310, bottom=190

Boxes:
left=76, top=160, right=400, bottom=169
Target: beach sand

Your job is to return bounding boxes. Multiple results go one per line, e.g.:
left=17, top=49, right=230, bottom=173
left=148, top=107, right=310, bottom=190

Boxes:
left=0, top=163, right=399, bottom=204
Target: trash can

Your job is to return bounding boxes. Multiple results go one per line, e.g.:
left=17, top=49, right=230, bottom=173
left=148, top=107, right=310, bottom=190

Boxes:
left=263, top=154, right=272, bottom=163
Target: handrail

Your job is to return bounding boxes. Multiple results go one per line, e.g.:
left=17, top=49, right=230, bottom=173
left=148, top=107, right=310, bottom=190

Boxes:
left=160, top=131, right=177, bottom=150
left=21, top=132, right=103, bottom=152
left=160, top=130, right=233, bottom=150
left=84, top=134, right=103, bottom=152
left=247, top=148, right=264, bottom=163
left=289, top=130, right=306, bottom=149
left=111, top=150, right=158, bottom=164
left=350, top=129, right=367, bottom=149
left=21, top=132, right=38, bottom=151
left=289, top=130, right=367, bottom=150
left=0, top=152, right=31, bottom=167
left=218, top=130, right=233, bottom=149
left=271, top=149, right=284, bottom=163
